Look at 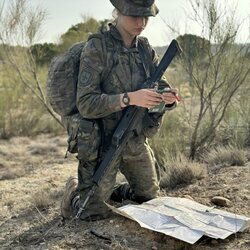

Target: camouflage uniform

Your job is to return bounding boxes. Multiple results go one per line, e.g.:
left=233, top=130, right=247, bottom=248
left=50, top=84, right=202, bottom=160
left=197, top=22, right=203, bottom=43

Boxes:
left=71, top=22, right=173, bottom=219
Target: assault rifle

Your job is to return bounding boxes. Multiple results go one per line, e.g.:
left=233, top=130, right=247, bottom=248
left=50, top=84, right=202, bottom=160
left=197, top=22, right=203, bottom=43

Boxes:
left=76, top=39, right=182, bottom=218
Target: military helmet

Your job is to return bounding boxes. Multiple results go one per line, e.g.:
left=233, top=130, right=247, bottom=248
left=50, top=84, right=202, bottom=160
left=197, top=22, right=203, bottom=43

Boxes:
left=110, top=0, right=159, bottom=17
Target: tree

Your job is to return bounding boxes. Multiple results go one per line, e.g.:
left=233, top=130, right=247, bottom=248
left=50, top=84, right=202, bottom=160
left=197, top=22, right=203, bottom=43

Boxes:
left=178, top=0, right=249, bottom=159
left=0, top=0, right=62, bottom=129
left=30, top=43, right=59, bottom=66
left=0, top=1, right=107, bottom=137
left=58, top=17, right=100, bottom=51
left=177, top=34, right=211, bottom=83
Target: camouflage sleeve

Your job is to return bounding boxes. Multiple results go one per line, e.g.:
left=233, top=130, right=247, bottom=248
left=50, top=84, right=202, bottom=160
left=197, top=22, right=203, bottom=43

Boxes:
left=76, top=38, right=122, bottom=119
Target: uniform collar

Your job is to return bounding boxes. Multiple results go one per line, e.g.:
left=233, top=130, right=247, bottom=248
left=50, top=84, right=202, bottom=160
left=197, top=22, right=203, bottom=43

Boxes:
left=109, top=24, right=139, bottom=48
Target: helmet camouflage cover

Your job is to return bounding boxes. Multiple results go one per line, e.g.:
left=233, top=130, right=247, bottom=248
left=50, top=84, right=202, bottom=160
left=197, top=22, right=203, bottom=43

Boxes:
left=110, top=0, right=159, bottom=17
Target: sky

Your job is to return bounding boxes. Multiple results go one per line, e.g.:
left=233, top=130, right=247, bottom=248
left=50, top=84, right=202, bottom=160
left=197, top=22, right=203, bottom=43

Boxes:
left=3, top=0, right=250, bottom=46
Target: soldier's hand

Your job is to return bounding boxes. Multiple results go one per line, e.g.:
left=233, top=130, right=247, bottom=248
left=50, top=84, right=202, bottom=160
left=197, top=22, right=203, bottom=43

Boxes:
left=129, top=89, right=162, bottom=108
left=161, top=88, right=180, bottom=105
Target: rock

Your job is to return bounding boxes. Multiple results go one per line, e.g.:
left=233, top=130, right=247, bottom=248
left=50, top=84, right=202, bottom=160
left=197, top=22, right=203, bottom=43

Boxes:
left=211, top=196, right=232, bottom=207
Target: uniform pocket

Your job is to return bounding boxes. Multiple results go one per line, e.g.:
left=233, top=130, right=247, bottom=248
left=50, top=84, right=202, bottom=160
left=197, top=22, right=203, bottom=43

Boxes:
left=143, top=113, right=163, bottom=138
left=62, top=114, right=79, bottom=154
left=77, top=119, right=101, bottom=161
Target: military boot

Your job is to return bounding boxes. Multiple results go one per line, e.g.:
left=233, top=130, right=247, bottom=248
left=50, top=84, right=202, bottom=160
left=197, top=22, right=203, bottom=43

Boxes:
left=61, top=176, right=78, bottom=219
left=110, top=183, right=155, bottom=204
left=110, top=183, right=134, bottom=202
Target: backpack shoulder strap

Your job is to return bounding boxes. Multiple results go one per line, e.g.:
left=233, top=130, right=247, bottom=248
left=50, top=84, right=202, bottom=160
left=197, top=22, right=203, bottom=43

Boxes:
left=88, top=31, right=115, bottom=83
left=138, top=36, right=155, bottom=79
left=101, top=31, right=116, bottom=82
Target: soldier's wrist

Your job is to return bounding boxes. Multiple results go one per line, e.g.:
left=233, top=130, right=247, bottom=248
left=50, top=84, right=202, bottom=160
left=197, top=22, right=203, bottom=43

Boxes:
left=127, top=92, right=135, bottom=105
left=120, top=94, right=126, bottom=108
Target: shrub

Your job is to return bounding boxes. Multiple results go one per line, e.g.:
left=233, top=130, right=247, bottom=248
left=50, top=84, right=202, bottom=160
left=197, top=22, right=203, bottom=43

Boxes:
left=30, top=188, right=54, bottom=210
left=204, top=145, right=247, bottom=172
left=160, top=155, right=207, bottom=190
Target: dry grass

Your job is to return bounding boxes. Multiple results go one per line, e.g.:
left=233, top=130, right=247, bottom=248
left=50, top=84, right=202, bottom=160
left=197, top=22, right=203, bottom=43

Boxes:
left=0, top=194, right=16, bottom=225
left=0, top=134, right=249, bottom=249
left=27, top=143, right=59, bottom=155
left=204, top=145, right=247, bottom=172
left=245, top=149, right=250, bottom=161
left=0, top=145, right=10, bottom=157
left=0, top=138, right=27, bottom=159
left=0, top=168, right=26, bottom=180
left=0, top=158, right=27, bottom=180
left=0, top=158, right=8, bottom=168
left=29, top=187, right=55, bottom=210
left=160, top=156, right=207, bottom=190
left=0, top=205, right=12, bottom=225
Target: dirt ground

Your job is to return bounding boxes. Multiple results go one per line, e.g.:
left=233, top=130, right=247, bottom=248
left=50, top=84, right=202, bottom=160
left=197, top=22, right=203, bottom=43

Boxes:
left=0, top=134, right=249, bottom=250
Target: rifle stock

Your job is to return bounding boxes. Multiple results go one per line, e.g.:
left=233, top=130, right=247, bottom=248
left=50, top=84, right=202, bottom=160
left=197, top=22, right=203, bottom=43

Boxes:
left=76, top=39, right=182, bottom=219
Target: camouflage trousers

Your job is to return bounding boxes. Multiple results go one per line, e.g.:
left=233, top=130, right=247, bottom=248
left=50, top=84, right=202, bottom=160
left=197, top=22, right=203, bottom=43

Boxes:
left=75, top=134, right=160, bottom=219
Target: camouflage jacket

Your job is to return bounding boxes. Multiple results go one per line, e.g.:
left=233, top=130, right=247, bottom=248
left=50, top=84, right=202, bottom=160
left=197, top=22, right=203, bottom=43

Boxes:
left=76, top=25, right=171, bottom=136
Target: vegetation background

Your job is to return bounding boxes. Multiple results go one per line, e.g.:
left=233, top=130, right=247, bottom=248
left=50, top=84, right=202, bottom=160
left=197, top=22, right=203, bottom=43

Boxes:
left=0, top=0, right=249, bottom=164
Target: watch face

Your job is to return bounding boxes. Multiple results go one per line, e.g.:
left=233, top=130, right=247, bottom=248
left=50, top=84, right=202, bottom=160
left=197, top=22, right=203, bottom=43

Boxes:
left=123, top=93, right=130, bottom=105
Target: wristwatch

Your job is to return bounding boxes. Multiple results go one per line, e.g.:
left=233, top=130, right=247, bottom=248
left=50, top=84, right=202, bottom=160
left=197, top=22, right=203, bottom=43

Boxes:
left=122, top=92, right=130, bottom=106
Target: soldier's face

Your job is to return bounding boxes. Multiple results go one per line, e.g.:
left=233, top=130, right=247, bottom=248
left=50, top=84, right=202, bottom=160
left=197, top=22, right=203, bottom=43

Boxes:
left=118, top=15, right=149, bottom=36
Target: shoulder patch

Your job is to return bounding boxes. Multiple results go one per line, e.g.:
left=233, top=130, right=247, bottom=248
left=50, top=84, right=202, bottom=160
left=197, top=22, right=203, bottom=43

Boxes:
left=79, top=70, right=93, bottom=86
